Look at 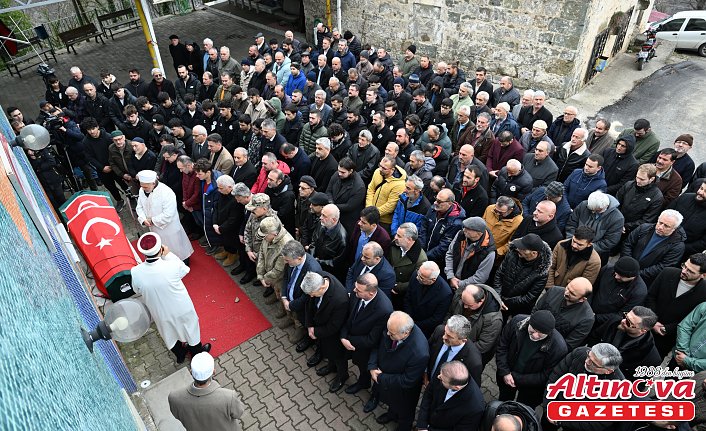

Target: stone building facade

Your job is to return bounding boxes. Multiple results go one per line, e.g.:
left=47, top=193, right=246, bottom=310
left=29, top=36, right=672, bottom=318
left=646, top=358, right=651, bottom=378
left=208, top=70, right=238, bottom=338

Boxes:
left=302, top=0, right=652, bottom=99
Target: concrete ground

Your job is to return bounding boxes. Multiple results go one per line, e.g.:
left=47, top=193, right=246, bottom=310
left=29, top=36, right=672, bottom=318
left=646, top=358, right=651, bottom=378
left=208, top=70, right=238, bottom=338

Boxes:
left=2, top=6, right=703, bottom=431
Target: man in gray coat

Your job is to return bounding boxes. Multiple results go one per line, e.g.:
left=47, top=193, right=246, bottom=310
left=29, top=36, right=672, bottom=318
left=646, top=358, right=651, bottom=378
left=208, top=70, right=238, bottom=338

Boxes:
left=169, top=352, right=245, bottom=430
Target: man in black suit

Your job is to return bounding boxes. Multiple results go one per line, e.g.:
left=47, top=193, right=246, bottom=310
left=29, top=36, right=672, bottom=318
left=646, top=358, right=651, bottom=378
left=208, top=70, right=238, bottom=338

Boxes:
left=280, top=240, right=321, bottom=344
left=340, top=273, right=394, bottom=395
left=427, top=315, right=483, bottom=387
left=645, top=252, right=706, bottom=358
left=404, top=261, right=454, bottom=338
left=230, top=147, right=258, bottom=189
left=416, top=360, right=486, bottom=431
left=366, top=311, right=430, bottom=429
left=191, top=125, right=211, bottom=161
left=345, top=241, right=396, bottom=297
left=301, top=271, right=350, bottom=393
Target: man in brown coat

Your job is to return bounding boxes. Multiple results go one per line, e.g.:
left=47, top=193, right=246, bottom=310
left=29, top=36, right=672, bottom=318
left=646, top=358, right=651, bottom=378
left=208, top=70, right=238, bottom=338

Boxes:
left=169, top=352, right=245, bottom=430
left=546, top=226, right=601, bottom=290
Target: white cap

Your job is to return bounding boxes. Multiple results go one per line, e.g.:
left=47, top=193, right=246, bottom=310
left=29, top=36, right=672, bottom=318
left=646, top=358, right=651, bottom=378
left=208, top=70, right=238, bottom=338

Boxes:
left=137, top=170, right=157, bottom=183
left=137, top=232, right=162, bottom=257
left=190, top=352, right=215, bottom=380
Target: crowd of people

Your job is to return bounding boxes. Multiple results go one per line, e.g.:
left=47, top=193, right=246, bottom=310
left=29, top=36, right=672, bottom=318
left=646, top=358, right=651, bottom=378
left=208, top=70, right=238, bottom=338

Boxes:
left=10, top=23, right=706, bottom=431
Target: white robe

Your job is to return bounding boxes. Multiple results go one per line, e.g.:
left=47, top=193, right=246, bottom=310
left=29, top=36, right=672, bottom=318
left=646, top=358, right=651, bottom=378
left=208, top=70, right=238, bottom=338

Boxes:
left=136, top=182, right=194, bottom=260
left=131, top=253, right=201, bottom=347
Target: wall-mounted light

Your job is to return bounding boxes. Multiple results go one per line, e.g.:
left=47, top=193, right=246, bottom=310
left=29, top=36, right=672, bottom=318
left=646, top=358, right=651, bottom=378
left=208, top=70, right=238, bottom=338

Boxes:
left=81, top=298, right=151, bottom=352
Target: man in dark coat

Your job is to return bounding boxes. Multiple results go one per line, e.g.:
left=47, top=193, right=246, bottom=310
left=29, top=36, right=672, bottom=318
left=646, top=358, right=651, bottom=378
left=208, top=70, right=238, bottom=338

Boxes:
left=621, top=211, right=687, bottom=287
left=366, top=311, right=430, bottom=429
left=325, top=157, right=366, bottom=235
left=541, top=344, right=625, bottom=431
left=404, top=261, right=454, bottom=338
left=668, top=183, right=706, bottom=260
left=547, top=106, right=580, bottom=146
left=230, top=147, right=258, bottom=188
left=645, top=253, right=706, bottom=358
left=264, top=170, right=296, bottom=236
left=588, top=256, right=647, bottom=340
left=511, top=200, right=563, bottom=250
left=301, top=271, right=350, bottom=392
left=340, top=273, right=394, bottom=394
left=345, top=242, right=396, bottom=298
left=516, top=91, right=553, bottom=132
left=615, top=164, right=664, bottom=237
left=423, top=189, right=466, bottom=265
left=496, top=311, right=568, bottom=408
left=343, top=206, right=391, bottom=265
left=597, top=306, right=662, bottom=381
left=416, top=361, right=485, bottom=431
left=454, top=164, right=489, bottom=218
left=426, top=315, right=483, bottom=387
left=281, top=240, right=322, bottom=343
left=490, top=159, right=534, bottom=203
left=168, top=35, right=189, bottom=74
left=494, top=234, right=552, bottom=316
left=532, top=279, right=595, bottom=350
left=553, top=128, right=590, bottom=182
left=310, top=204, right=347, bottom=275
left=602, top=134, right=639, bottom=195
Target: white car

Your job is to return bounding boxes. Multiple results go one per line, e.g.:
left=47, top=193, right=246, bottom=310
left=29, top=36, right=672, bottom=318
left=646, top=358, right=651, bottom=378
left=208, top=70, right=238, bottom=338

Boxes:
left=651, top=10, right=706, bottom=57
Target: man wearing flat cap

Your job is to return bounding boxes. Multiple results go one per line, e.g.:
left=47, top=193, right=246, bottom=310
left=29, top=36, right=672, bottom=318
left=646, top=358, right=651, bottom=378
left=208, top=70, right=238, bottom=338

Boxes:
left=495, top=310, right=567, bottom=408
left=135, top=169, right=194, bottom=262
left=169, top=352, right=245, bottom=430
left=445, top=217, right=496, bottom=289
left=132, top=232, right=208, bottom=363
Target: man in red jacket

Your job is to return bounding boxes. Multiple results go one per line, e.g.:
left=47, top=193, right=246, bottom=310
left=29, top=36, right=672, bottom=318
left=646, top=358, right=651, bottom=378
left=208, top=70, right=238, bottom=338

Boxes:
left=177, top=155, right=203, bottom=240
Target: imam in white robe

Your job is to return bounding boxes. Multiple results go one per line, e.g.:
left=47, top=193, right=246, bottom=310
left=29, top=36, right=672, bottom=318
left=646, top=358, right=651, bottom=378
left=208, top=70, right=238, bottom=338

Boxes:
left=136, top=182, right=194, bottom=260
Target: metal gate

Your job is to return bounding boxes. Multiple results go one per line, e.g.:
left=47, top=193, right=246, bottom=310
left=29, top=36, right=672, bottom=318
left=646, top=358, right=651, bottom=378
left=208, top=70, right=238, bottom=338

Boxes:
left=584, top=28, right=610, bottom=84
left=612, top=7, right=635, bottom=56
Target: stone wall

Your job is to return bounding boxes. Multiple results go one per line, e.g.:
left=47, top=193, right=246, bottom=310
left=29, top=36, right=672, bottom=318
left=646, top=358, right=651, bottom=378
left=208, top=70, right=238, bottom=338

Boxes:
left=302, top=0, right=649, bottom=99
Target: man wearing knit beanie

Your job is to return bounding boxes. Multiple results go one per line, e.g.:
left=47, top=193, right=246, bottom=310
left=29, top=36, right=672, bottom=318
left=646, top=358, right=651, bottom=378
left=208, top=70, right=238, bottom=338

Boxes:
left=495, top=309, right=567, bottom=407
left=401, top=44, right=420, bottom=79
left=672, top=133, right=695, bottom=184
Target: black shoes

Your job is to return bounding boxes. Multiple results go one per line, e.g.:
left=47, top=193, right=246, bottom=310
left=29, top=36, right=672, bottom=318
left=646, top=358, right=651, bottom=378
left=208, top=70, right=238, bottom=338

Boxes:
left=201, top=343, right=211, bottom=353
left=240, top=273, right=255, bottom=284
left=306, top=351, right=322, bottom=367
left=231, top=265, right=246, bottom=276
left=345, top=382, right=370, bottom=395
left=316, top=364, right=335, bottom=376
left=262, top=287, right=275, bottom=297
left=363, top=396, right=379, bottom=413
left=296, top=338, right=313, bottom=353
left=329, top=376, right=347, bottom=393
left=115, top=200, right=125, bottom=212
left=376, top=412, right=397, bottom=424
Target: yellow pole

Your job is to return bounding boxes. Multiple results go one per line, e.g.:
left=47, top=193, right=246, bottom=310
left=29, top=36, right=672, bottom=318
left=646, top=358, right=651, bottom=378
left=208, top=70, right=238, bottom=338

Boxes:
left=326, top=0, right=332, bottom=29
left=134, top=0, right=166, bottom=77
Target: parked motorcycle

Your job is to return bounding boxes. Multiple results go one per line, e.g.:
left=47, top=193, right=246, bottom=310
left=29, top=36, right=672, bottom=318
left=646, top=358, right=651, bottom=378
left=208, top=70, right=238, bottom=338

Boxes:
left=637, top=29, right=657, bottom=70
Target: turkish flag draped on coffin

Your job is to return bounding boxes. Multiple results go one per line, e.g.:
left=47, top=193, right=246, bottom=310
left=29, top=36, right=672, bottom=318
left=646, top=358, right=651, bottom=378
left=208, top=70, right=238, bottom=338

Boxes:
left=60, top=191, right=138, bottom=300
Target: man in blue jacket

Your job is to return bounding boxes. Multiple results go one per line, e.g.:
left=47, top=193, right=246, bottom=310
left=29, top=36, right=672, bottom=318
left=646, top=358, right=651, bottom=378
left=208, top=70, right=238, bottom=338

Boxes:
left=563, top=154, right=607, bottom=209
left=391, top=175, right=431, bottom=238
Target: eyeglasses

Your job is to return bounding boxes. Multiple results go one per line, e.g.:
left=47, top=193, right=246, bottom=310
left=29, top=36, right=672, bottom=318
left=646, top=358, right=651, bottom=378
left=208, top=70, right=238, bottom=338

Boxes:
left=435, top=199, right=450, bottom=204
left=563, top=112, right=576, bottom=116
left=622, top=312, right=637, bottom=328
left=682, top=263, right=700, bottom=275
left=586, top=355, right=608, bottom=370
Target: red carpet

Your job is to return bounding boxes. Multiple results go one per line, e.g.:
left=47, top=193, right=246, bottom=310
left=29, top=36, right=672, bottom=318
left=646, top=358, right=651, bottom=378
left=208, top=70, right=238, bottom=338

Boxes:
left=132, top=240, right=271, bottom=358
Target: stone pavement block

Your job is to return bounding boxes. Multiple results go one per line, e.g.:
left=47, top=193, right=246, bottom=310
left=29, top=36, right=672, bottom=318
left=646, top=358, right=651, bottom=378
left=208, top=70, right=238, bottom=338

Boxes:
left=270, top=406, right=290, bottom=429
left=301, top=404, right=325, bottom=424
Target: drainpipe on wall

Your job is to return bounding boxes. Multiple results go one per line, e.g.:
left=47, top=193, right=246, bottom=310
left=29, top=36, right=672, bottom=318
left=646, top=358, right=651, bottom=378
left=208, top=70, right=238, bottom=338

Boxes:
left=337, top=0, right=341, bottom=32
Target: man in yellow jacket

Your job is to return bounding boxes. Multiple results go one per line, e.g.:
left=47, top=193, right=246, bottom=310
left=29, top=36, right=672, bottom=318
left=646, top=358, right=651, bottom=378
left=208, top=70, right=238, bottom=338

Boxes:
left=366, top=155, right=407, bottom=228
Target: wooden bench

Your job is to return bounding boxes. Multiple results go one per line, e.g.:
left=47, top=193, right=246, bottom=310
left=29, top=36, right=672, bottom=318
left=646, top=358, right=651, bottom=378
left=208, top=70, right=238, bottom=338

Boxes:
left=1, top=36, right=57, bottom=78
left=97, top=8, right=140, bottom=40
left=58, top=23, right=105, bottom=54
